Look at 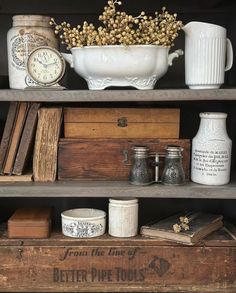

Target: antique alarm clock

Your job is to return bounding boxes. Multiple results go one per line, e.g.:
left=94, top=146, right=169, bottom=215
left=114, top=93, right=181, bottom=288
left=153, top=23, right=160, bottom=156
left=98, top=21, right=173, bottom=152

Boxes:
left=26, top=46, right=66, bottom=88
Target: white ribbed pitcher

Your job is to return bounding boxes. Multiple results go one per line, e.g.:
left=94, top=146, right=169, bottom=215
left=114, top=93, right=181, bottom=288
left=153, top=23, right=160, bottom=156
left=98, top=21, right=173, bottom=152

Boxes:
left=184, top=22, right=233, bottom=89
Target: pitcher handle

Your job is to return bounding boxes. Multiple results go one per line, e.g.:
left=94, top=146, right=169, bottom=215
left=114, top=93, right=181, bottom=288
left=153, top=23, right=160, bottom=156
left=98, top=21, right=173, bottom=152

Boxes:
left=225, top=38, right=233, bottom=72
left=168, top=49, right=184, bottom=66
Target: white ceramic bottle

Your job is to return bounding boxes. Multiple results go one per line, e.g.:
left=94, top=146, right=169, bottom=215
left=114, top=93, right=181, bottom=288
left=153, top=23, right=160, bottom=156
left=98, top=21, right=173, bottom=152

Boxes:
left=7, top=15, right=58, bottom=89
left=109, top=198, right=138, bottom=237
left=191, top=112, right=232, bottom=185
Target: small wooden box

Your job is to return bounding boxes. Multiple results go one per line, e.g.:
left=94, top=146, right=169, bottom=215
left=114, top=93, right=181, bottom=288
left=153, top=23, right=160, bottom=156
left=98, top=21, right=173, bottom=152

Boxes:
left=64, top=108, right=180, bottom=139
left=8, top=208, right=51, bottom=238
left=58, top=138, right=190, bottom=181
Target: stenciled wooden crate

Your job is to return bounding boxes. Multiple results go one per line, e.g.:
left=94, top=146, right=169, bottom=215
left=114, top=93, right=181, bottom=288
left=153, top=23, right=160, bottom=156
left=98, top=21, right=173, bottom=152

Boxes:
left=58, top=138, right=190, bottom=181
left=0, top=230, right=236, bottom=292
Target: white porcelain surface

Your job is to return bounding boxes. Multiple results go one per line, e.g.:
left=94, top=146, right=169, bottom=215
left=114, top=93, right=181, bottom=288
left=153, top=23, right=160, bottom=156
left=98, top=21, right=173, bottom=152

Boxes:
left=7, top=15, right=58, bottom=89
left=191, top=112, right=232, bottom=185
left=109, top=198, right=138, bottom=237
left=62, top=45, right=183, bottom=90
left=184, top=22, right=233, bottom=89
left=61, top=208, right=106, bottom=238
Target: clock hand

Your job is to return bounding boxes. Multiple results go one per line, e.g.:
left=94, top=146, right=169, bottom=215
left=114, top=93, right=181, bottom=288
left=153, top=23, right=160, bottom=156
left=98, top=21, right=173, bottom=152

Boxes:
left=47, top=62, right=58, bottom=66
left=37, top=58, right=48, bottom=68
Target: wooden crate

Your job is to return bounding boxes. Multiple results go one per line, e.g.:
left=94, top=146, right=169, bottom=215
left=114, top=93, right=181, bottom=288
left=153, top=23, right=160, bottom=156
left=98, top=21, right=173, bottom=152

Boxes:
left=58, top=138, right=190, bottom=181
left=64, top=108, right=180, bottom=139
left=0, top=231, right=235, bottom=292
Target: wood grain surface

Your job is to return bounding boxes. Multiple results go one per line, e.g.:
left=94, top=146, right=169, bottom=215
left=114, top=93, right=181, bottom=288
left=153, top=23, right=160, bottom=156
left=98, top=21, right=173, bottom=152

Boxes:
left=0, top=89, right=236, bottom=102
left=8, top=207, right=51, bottom=238
left=64, top=108, right=180, bottom=139
left=0, top=232, right=235, bottom=292
left=58, top=139, right=190, bottom=181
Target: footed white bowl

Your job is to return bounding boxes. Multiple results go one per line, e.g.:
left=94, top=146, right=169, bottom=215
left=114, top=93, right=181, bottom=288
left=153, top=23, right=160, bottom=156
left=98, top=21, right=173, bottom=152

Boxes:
left=61, top=208, right=106, bottom=238
left=62, top=45, right=183, bottom=90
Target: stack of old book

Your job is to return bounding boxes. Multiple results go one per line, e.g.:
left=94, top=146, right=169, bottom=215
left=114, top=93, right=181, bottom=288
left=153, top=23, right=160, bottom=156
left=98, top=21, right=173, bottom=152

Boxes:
left=58, top=107, right=191, bottom=181
left=0, top=102, right=40, bottom=181
left=140, top=212, right=225, bottom=245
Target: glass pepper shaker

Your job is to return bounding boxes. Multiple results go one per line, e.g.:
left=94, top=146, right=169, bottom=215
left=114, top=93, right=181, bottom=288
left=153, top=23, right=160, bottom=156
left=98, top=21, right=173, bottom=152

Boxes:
left=129, top=146, right=154, bottom=186
left=161, top=145, right=185, bottom=185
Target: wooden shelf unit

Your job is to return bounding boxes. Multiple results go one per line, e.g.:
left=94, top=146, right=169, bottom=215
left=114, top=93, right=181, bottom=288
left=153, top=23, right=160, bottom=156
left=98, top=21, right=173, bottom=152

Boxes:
left=0, top=0, right=236, bottom=292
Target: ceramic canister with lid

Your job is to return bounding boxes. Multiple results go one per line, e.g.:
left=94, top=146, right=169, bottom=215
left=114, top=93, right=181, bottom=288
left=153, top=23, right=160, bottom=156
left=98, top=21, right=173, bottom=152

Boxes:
left=109, top=198, right=138, bottom=237
left=191, top=112, right=232, bottom=185
left=7, top=15, right=58, bottom=89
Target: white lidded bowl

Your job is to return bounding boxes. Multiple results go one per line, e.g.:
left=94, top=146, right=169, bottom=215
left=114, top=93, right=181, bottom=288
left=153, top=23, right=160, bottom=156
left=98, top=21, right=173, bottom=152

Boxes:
left=61, top=208, right=106, bottom=238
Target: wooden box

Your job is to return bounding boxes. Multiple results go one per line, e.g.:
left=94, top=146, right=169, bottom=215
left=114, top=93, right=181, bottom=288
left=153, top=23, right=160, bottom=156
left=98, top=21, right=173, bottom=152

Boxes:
left=64, top=108, right=180, bottom=139
left=0, top=231, right=235, bottom=292
left=8, top=207, right=51, bottom=238
left=58, top=139, right=190, bottom=181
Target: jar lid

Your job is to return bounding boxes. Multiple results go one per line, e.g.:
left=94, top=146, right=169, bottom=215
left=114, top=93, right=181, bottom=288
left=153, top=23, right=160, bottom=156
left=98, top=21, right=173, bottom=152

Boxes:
left=166, top=145, right=183, bottom=158
left=13, top=15, right=51, bottom=27
left=132, top=145, right=149, bottom=158
left=200, top=112, right=227, bottom=119
left=61, top=208, right=106, bottom=221
left=109, top=198, right=138, bottom=204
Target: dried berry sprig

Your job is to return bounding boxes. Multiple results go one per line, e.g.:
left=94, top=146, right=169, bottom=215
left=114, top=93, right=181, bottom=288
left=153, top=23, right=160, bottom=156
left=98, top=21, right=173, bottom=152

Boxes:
left=173, top=215, right=190, bottom=233
left=50, top=0, right=183, bottom=49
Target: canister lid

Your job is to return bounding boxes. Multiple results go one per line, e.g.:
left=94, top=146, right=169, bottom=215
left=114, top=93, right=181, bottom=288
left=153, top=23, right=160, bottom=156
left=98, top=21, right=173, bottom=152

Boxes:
left=200, top=112, right=227, bottom=119
left=109, top=198, right=138, bottom=204
left=61, top=208, right=106, bottom=221
left=13, top=15, right=51, bottom=27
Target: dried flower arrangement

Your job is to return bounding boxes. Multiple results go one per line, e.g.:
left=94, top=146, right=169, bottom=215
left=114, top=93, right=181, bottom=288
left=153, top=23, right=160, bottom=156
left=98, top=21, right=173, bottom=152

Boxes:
left=173, top=215, right=190, bottom=233
left=50, top=0, right=182, bottom=49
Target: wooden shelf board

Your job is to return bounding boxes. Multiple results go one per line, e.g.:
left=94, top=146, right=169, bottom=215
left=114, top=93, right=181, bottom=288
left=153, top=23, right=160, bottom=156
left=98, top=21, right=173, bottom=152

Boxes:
left=0, top=230, right=235, bottom=247
left=0, top=89, right=236, bottom=102
left=0, top=180, right=235, bottom=198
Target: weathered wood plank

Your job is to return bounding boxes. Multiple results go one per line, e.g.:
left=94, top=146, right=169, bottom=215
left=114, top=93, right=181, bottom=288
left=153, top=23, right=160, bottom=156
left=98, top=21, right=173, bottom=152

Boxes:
left=0, top=180, right=236, bottom=198
left=0, top=89, right=236, bottom=102
left=58, top=139, right=189, bottom=180
left=0, top=230, right=235, bottom=247
left=0, top=244, right=236, bottom=292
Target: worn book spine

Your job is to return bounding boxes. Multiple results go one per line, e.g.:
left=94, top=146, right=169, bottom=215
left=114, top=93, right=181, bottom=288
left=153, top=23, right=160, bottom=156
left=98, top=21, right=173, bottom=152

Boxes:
left=3, top=102, right=29, bottom=175
left=0, top=102, right=19, bottom=173
left=12, top=103, right=41, bottom=175
left=33, top=108, right=62, bottom=182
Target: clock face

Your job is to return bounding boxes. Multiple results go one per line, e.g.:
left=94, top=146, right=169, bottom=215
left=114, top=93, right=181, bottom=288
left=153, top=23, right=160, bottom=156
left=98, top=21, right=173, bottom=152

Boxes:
left=27, top=46, right=65, bottom=86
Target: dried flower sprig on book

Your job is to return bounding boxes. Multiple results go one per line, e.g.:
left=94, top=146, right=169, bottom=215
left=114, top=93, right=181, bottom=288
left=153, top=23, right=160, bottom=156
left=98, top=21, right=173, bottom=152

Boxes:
left=173, top=214, right=192, bottom=233
left=50, top=0, right=182, bottom=49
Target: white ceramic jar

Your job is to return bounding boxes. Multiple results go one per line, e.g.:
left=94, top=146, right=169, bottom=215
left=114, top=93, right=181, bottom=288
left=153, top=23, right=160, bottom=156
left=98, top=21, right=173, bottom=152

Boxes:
left=61, top=208, right=106, bottom=238
left=191, top=112, right=232, bottom=185
left=7, top=15, right=58, bottom=89
left=109, top=198, right=138, bottom=237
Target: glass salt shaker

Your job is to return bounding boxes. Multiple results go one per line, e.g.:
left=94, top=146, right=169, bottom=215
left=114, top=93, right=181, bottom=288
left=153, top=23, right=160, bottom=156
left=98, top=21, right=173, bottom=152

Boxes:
left=161, top=145, right=185, bottom=185
left=129, top=146, right=159, bottom=185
